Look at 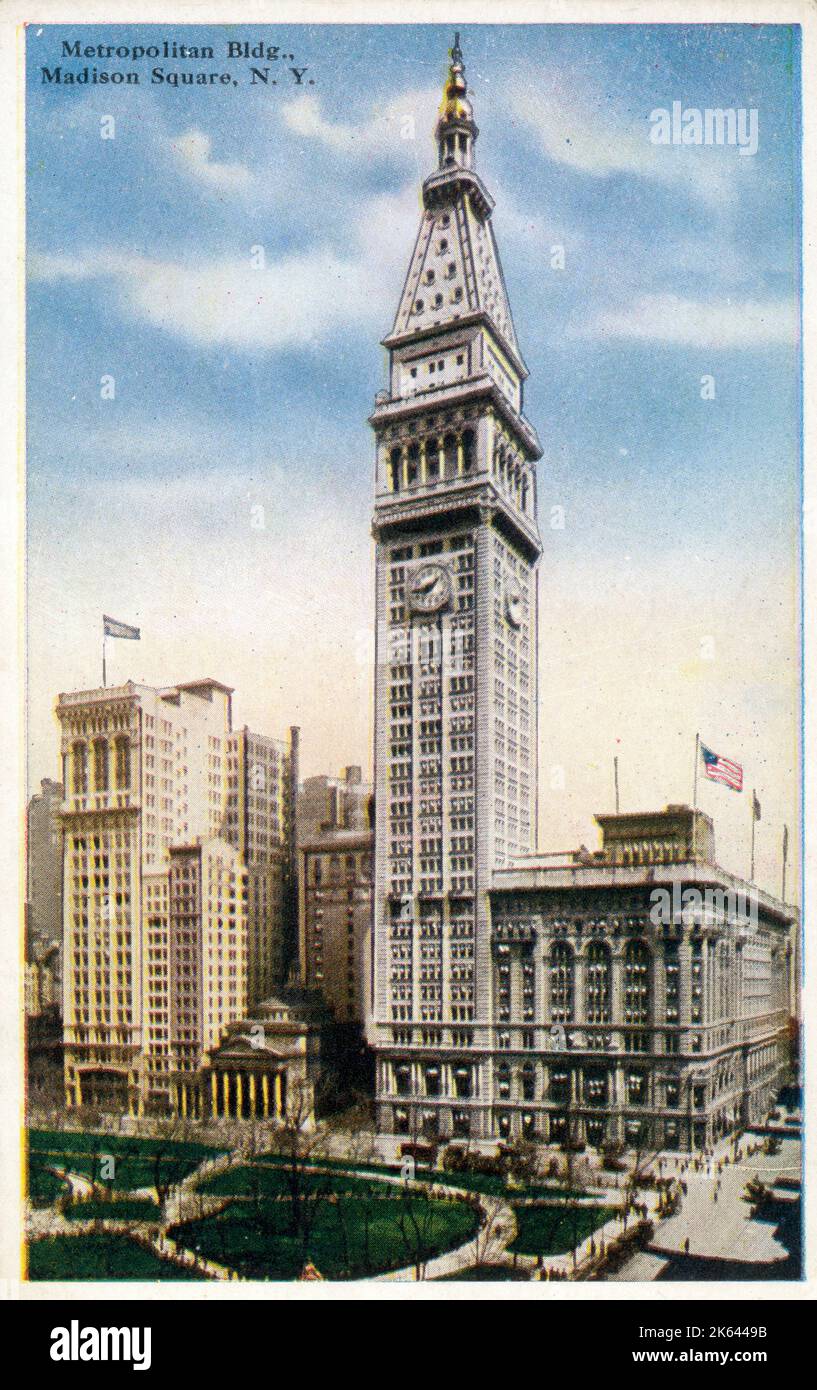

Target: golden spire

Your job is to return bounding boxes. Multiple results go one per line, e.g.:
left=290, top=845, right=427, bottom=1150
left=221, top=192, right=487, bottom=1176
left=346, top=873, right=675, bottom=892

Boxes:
left=439, top=30, right=473, bottom=124
left=436, top=31, right=477, bottom=171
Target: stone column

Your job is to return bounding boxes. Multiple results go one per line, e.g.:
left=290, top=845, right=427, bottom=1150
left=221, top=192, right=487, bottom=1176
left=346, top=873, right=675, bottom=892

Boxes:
left=274, top=1072, right=283, bottom=1119
left=653, top=941, right=666, bottom=1040
left=236, top=1073, right=243, bottom=1119
left=249, top=1073, right=257, bottom=1117
left=211, top=1071, right=218, bottom=1118
left=262, top=1073, right=270, bottom=1119
left=574, top=951, right=586, bottom=1026
left=611, top=950, right=624, bottom=1026
left=678, top=934, right=692, bottom=1028
left=222, top=1071, right=230, bottom=1118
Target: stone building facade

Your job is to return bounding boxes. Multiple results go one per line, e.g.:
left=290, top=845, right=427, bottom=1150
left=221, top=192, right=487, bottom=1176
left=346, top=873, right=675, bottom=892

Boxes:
left=369, top=35, right=542, bottom=1126
left=56, top=677, right=298, bottom=1114
left=298, top=767, right=374, bottom=1027
left=182, top=988, right=333, bottom=1124
left=26, top=777, right=64, bottom=1004
left=376, top=808, right=793, bottom=1150
left=369, top=39, right=794, bottom=1152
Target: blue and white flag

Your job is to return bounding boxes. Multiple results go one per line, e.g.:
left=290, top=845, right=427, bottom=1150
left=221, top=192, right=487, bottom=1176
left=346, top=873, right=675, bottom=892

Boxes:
left=103, top=615, right=140, bottom=641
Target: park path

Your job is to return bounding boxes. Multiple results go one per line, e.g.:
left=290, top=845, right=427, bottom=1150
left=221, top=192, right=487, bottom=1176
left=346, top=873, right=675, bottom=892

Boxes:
left=647, top=1137, right=798, bottom=1265
left=167, top=1152, right=522, bottom=1283
left=372, top=1193, right=518, bottom=1282
left=606, top=1133, right=800, bottom=1280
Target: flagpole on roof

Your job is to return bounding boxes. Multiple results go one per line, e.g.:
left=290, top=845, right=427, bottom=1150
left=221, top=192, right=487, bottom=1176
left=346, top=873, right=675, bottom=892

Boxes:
left=692, top=733, right=700, bottom=862
left=782, top=824, right=789, bottom=902
left=102, top=626, right=107, bottom=689
left=750, top=789, right=760, bottom=883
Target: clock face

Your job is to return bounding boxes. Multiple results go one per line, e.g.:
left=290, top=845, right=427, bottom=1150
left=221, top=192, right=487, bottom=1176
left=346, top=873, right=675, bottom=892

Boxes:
left=408, top=562, right=452, bottom=614
left=505, top=575, right=523, bottom=628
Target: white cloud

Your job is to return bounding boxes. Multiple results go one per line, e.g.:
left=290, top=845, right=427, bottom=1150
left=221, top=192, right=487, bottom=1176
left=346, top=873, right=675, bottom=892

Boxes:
left=167, top=128, right=252, bottom=192
left=28, top=251, right=95, bottom=283
left=505, top=67, right=741, bottom=206
left=28, top=175, right=417, bottom=352
left=573, top=293, right=799, bottom=349
left=281, top=88, right=438, bottom=163
left=29, top=249, right=367, bottom=352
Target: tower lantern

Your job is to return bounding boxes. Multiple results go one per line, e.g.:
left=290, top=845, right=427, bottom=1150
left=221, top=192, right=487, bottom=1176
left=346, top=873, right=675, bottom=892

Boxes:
left=436, top=32, right=477, bottom=171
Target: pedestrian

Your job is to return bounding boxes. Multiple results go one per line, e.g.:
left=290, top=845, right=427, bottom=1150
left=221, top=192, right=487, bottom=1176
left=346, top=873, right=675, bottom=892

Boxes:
left=684, top=1236, right=690, bottom=1255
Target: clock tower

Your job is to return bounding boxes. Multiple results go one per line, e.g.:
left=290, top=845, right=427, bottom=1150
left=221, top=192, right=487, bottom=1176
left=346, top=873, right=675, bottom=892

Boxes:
left=369, top=36, right=543, bottom=1140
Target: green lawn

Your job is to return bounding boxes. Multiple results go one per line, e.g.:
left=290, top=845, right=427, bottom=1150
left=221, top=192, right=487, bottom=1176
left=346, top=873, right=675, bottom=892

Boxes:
left=198, top=1162, right=386, bottom=1200
left=174, top=1164, right=479, bottom=1280
left=420, top=1169, right=587, bottom=1201
left=27, top=1155, right=70, bottom=1208
left=27, top=1234, right=209, bottom=1282
left=509, top=1203, right=618, bottom=1257
left=28, top=1130, right=224, bottom=1193
left=205, top=1154, right=586, bottom=1203
left=63, top=1197, right=161, bottom=1223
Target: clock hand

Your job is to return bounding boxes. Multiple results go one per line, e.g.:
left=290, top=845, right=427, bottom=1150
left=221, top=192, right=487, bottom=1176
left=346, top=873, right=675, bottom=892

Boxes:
left=415, top=571, right=441, bottom=593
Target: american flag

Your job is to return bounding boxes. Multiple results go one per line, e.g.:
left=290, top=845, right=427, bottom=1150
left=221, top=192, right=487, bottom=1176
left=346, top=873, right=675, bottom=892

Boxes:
left=701, top=744, right=743, bottom=792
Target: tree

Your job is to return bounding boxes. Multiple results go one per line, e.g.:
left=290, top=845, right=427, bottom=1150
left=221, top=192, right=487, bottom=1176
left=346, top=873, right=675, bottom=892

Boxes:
left=629, top=1118, right=654, bottom=1192
left=472, top=1195, right=510, bottom=1270
left=266, top=1077, right=330, bottom=1253
left=147, top=1116, right=194, bottom=1205
left=383, top=1189, right=440, bottom=1281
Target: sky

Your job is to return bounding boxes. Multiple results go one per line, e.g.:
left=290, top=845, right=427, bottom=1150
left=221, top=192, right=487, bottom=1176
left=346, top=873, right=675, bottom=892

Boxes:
left=25, top=22, right=801, bottom=898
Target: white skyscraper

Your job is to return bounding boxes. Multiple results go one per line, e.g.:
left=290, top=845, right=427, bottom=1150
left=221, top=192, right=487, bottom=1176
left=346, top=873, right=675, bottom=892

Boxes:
left=369, top=37, right=543, bottom=1138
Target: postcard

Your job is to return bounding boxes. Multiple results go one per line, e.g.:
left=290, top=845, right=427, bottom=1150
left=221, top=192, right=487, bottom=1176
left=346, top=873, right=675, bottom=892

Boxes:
left=1, top=0, right=812, bottom=1341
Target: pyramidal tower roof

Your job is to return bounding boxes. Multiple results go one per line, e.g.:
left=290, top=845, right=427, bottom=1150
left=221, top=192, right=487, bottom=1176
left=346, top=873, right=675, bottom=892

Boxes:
left=386, top=33, right=524, bottom=374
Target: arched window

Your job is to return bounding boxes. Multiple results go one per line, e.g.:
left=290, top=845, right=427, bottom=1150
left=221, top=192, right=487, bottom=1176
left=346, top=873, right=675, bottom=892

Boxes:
left=72, top=742, right=88, bottom=796
left=623, top=941, right=651, bottom=1024
left=462, top=428, right=475, bottom=472
left=454, top=1063, right=472, bottom=1099
left=406, top=441, right=420, bottom=486
left=92, top=738, right=108, bottom=793
left=443, top=433, right=458, bottom=477
left=114, top=736, right=130, bottom=791
left=585, top=942, right=611, bottom=1023
left=549, top=942, right=574, bottom=1022
left=389, top=446, right=402, bottom=492
left=497, top=1060, right=511, bottom=1099
left=313, top=857, right=323, bottom=886
left=426, top=438, right=440, bottom=481
left=521, top=1060, right=535, bottom=1101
